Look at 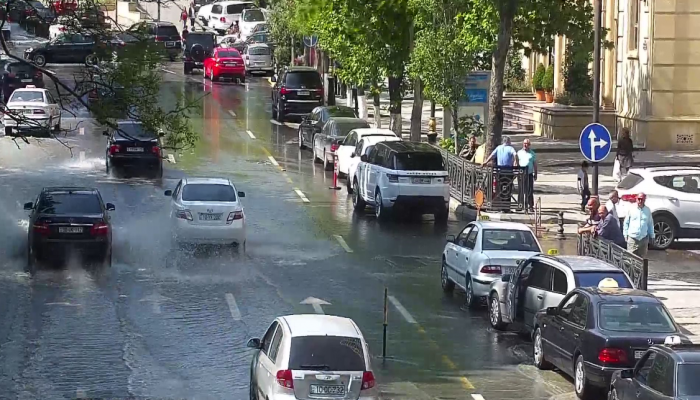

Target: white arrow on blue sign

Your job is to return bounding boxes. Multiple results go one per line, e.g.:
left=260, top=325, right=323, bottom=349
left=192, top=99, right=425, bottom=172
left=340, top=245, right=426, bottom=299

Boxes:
left=579, top=123, right=612, bottom=162
left=303, top=36, right=318, bottom=47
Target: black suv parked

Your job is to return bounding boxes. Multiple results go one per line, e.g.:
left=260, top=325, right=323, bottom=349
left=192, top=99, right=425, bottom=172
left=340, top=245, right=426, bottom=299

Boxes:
left=128, top=21, right=182, bottom=61
left=271, top=67, right=323, bottom=122
left=183, top=31, right=216, bottom=74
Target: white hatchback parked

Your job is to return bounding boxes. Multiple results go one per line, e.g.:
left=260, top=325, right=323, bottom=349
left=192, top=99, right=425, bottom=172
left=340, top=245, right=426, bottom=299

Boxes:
left=336, top=128, right=399, bottom=177
left=247, top=314, right=379, bottom=400
left=164, top=177, right=246, bottom=249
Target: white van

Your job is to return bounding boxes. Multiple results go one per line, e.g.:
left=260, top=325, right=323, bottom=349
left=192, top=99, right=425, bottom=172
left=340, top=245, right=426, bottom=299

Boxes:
left=206, top=1, right=255, bottom=34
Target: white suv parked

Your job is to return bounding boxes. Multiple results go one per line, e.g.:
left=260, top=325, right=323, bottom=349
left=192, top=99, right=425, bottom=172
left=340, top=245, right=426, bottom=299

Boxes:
left=616, top=166, right=700, bottom=249
left=352, top=141, right=450, bottom=222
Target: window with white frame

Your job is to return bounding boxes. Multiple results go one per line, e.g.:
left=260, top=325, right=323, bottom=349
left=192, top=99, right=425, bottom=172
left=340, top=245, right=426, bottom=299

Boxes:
left=628, top=0, right=640, bottom=54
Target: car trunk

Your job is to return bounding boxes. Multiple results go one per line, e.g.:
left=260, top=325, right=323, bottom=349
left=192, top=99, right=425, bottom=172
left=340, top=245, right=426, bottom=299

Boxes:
left=292, top=370, right=363, bottom=400
left=7, top=63, right=40, bottom=85
left=247, top=47, right=271, bottom=66
left=601, top=332, right=679, bottom=368
left=35, top=214, right=105, bottom=240
left=181, top=201, right=240, bottom=225
left=113, top=136, right=159, bottom=158
left=283, top=72, right=323, bottom=102
left=156, top=26, right=181, bottom=48
left=482, top=250, right=540, bottom=275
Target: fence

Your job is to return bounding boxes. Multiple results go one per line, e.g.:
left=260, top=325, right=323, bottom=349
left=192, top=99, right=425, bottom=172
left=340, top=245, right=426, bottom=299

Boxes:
left=577, top=233, right=648, bottom=290
left=433, top=145, right=530, bottom=212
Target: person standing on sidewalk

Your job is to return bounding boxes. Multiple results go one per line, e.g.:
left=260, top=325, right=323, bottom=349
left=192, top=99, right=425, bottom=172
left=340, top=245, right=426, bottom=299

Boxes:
left=606, top=190, right=623, bottom=232
left=189, top=3, right=196, bottom=31
left=459, top=136, right=478, bottom=162
left=577, top=161, right=590, bottom=213
left=596, top=205, right=627, bottom=247
left=482, top=136, right=519, bottom=208
left=623, top=193, right=655, bottom=258
left=616, top=127, right=634, bottom=178
left=181, top=8, right=188, bottom=30
left=517, top=139, right=537, bottom=211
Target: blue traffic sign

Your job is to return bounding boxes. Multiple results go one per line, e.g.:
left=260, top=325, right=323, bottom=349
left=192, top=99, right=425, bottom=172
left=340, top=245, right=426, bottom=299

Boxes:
left=579, top=123, right=612, bottom=162
left=303, top=36, right=318, bottom=47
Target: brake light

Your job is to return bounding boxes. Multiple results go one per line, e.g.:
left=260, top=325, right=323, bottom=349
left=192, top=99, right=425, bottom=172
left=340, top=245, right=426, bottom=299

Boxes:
left=598, top=348, right=628, bottom=364
left=361, top=371, right=375, bottom=390
left=220, top=17, right=226, bottom=22
left=227, top=211, right=243, bottom=223
left=480, top=265, right=502, bottom=274
left=276, top=369, right=293, bottom=388
left=90, top=222, right=109, bottom=236
left=7, top=73, right=15, bottom=78
left=621, top=194, right=637, bottom=203
left=151, top=146, right=161, bottom=156
left=279, top=87, right=288, bottom=95
left=330, top=143, right=339, bottom=152
left=33, top=109, right=45, bottom=114
left=176, top=209, right=193, bottom=221
left=386, top=174, right=399, bottom=183
left=108, top=144, right=121, bottom=154
left=155, top=36, right=167, bottom=42
left=32, top=222, right=50, bottom=235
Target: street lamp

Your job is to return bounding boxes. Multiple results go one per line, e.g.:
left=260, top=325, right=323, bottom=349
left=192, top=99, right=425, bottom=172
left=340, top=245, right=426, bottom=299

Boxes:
left=591, top=0, right=602, bottom=196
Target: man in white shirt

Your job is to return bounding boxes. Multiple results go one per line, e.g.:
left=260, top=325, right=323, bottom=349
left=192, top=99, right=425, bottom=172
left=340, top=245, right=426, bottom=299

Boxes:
left=606, top=190, right=623, bottom=232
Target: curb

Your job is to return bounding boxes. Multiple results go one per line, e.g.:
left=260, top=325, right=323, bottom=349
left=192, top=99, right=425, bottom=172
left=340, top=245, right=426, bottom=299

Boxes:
left=448, top=198, right=585, bottom=225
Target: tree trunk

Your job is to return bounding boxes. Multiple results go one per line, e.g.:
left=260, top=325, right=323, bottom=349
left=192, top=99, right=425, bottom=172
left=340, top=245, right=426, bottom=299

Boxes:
left=486, top=0, right=518, bottom=156
left=388, top=76, right=402, bottom=136
left=373, top=93, right=381, bottom=128
left=357, top=86, right=368, bottom=119
left=451, top=106, right=460, bottom=154
left=409, top=77, right=424, bottom=142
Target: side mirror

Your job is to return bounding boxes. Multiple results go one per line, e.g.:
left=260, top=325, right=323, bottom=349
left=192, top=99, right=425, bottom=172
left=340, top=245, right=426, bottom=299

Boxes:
left=270, top=76, right=276, bottom=82
left=350, top=152, right=355, bottom=158
left=620, top=369, right=634, bottom=379
left=23, top=202, right=34, bottom=210
left=105, top=203, right=116, bottom=211
left=238, top=191, right=245, bottom=198
left=501, top=274, right=511, bottom=282
left=102, top=129, right=109, bottom=136
left=546, top=307, right=558, bottom=316
left=247, top=338, right=262, bottom=349
left=446, top=234, right=455, bottom=243
left=360, top=155, right=368, bottom=162
left=164, top=190, right=173, bottom=196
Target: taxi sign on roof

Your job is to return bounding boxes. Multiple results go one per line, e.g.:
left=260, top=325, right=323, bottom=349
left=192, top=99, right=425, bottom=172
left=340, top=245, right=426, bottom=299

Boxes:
left=598, top=278, right=619, bottom=289
left=664, top=335, right=682, bottom=345
left=547, top=249, right=559, bottom=255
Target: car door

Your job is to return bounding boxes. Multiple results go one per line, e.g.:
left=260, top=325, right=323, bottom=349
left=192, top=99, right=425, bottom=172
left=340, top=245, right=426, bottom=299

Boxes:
left=458, top=225, right=479, bottom=280
left=256, top=321, right=280, bottom=399
left=169, top=180, right=183, bottom=221
left=367, top=145, right=387, bottom=200
left=523, top=261, right=552, bottom=329
left=46, top=92, right=59, bottom=118
left=546, top=292, right=588, bottom=375
left=665, top=174, right=700, bottom=231
left=629, top=352, right=674, bottom=400
left=361, top=146, right=377, bottom=200
left=506, top=259, right=533, bottom=323
left=445, top=225, right=473, bottom=285
left=337, top=130, right=357, bottom=174
left=315, top=121, right=331, bottom=158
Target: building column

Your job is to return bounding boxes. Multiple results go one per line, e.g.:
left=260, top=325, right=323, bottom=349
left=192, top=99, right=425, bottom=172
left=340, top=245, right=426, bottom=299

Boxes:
left=553, top=35, right=565, bottom=95
left=602, top=0, right=616, bottom=108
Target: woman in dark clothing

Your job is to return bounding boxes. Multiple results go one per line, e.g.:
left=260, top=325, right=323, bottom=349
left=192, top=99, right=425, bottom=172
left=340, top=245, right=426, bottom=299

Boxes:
left=459, top=136, right=479, bottom=162
left=616, top=127, right=634, bottom=177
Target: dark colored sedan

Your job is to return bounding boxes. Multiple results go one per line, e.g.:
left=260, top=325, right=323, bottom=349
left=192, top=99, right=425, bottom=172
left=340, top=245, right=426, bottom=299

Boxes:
left=533, top=287, right=687, bottom=400
left=1, top=60, right=44, bottom=102
left=105, top=121, right=163, bottom=177
left=24, top=187, right=115, bottom=271
left=298, top=105, right=357, bottom=150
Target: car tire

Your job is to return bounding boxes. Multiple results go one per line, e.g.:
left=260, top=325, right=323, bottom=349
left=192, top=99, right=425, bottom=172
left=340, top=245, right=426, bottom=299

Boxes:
left=352, top=180, right=365, bottom=211
left=26, top=245, right=37, bottom=275
left=313, top=144, right=322, bottom=164
left=441, top=259, right=455, bottom=293
left=271, top=103, right=278, bottom=120
left=239, top=76, right=245, bottom=84
left=375, top=190, right=390, bottom=221
left=184, top=65, right=191, bottom=75
left=33, top=54, right=46, bottom=67
left=156, top=165, right=163, bottom=179
left=574, top=355, right=593, bottom=399
left=53, top=116, right=61, bottom=132
left=298, top=128, right=305, bottom=149
left=346, top=176, right=353, bottom=194
left=323, top=151, right=332, bottom=171
left=435, top=206, right=449, bottom=224
left=488, top=293, right=507, bottom=330
left=85, top=54, right=97, bottom=66
left=608, top=388, right=619, bottom=400
left=169, top=54, right=176, bottom=62
left=464, top=274, right=478, bottom=309
left=204, top=67, right=210, bottom=79
left=652, top=214, right=677, bottom=250
left=4, top=126, right=11, bottom=136
left=103, top=249, right=112, bottom=268
left=277, top=102, right=285, bottom=122
left=533, top=328, right=553, bottom=369
left=249, top=377, right=257, bottom=400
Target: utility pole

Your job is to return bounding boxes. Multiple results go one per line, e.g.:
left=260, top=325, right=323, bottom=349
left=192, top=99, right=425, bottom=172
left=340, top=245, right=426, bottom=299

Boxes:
left=591, top=0, right=602, bottom=196
left=157, top=0, right=161, bottom=21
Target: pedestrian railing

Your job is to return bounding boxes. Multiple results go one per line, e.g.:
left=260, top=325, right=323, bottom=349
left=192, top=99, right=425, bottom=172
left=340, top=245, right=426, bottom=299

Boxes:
left=577, top=233, right=648, bottom=290
left=433, top=145, right=530, bottom=211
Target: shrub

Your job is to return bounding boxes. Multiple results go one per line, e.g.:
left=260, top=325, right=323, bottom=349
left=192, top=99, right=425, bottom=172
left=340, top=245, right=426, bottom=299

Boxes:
left=532, top=64, right=546, bottom=91
left=543, top=65, right=555, bottom=92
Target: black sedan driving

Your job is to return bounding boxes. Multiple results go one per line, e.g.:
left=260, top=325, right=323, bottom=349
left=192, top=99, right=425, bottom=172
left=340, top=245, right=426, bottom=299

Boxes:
left=105, top=121, right=163, bottom=177
left=25, top=187, right=115, bottom=272
left=532, top=287, right=687, bottom=400
left=298, top=105, right=358, bottom=150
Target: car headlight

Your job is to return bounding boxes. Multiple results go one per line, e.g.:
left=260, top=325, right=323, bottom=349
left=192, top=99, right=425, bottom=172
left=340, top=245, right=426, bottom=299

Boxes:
left=26, top=47, right=33, bottom=52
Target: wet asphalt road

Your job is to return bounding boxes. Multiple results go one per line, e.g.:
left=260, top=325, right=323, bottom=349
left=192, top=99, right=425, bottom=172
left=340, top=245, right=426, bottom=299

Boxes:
left=0, top=61, right=699, bottom=400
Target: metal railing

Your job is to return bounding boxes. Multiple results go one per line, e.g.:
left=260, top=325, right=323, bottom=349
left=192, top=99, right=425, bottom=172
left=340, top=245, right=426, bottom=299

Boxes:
left=433, top=145, right=530, bottom=211
left=577, top=234, right=648, bottom=290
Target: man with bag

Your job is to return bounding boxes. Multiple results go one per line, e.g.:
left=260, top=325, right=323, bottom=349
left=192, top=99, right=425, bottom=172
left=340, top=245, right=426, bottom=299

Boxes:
left=613, top=127, right=634, bottom=182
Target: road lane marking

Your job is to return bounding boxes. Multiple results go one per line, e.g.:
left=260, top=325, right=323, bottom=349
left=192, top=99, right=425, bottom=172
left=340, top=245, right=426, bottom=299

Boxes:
left=225, top=293, right=242, bottom=321
left=167, top=154, right=176, bottom=164
left=471, top=395, right=485, bottom=400
left=79, top=151, right=85, bottom=162
left=388, top=296, right=416, bottom=324
left=282, top=173, right=294, bottom=184
left=246, top=130, right=256, bottom=139
left=268, top=155, right=279, bottom=166
left=333, top=235, right=353, bottom=253
left=161, top=68, right=176, bottom=74
left=228, top=110, right=237, bottom=118
left=294, top=189, right=310, bottom=203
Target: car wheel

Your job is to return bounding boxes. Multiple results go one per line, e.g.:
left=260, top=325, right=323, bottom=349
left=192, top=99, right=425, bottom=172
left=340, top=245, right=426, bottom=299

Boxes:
left=105, top=156, right=110, bottom=174
left=346, top=176, right=353, bottom=194
left=184, top=65, right=191, bottom=75
left=103, top=249, right=112, bottom=268
left=441, top=259, right=455, bottom=293
left=204, top=67, right=209, bottom=79
left=249, top=376, right=257, bottom=400
left=608, top=388, right=619, bottom=400
left=488, top=293, right=507, bottom=330
left=4, top=126, right=11, bottom=136
left=435, top=206, right=449, bottom=224
left=85, top=54, right=97, bottom=66
left=375, top=190, right=390, bottom=220
left=156, top=165, right=163, bottom=179
left=33, top=54, right=46, bottom=67
left=211, top=68, right=217, bottom=82
left=26, top=245, right=37, bottom=275
left=271, top=103, right=278, bottom=120
left=574, top=355, right=593, bottom=399
left=53, top=116, right=61, bottom=132
left=352, top=180, right=365, bottom=211
left=323, top=150, right=331, bottom=171
left=277, top=103, right=285, bottom=122
left=533, top=328, right=553, bottom=369
left=464, top=274, right=478, bottom=309
left=653, top=214, right=676, bottom=250
left=239, top=75, right=245, bottom=84
left=313, top=144, right=322, bottom=164
left=298, top=128, right=305, bottom=149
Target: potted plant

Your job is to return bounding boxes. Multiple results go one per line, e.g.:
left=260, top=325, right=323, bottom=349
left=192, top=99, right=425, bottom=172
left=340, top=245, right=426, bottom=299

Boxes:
left=533, top=64, right=546, bottom=101
left=543, top=65, right=555, bottom=103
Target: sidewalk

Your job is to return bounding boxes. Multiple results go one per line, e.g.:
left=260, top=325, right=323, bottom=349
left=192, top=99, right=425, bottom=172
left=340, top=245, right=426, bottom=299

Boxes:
left=647, top=279, right=700, bottom=341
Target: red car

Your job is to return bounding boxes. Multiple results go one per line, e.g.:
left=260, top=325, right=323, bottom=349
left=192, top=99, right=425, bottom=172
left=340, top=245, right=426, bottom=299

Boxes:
left=203, top=48, right=245, bottom=83
left=52, top=0, right=77, bottom=15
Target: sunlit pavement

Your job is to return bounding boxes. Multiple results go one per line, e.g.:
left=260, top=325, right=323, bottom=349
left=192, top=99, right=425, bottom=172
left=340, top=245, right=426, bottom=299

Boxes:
left=0, top=62, right=699, bottom=400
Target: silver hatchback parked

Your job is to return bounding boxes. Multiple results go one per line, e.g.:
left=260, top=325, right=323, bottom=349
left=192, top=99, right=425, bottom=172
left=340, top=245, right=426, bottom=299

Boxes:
left=247, top=314, right=379, bottom=400
left=244, top=43, right=273, bottom=76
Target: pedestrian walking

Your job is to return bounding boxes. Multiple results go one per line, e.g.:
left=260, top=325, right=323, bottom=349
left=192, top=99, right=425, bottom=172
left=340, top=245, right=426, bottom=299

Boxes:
left=517, top=139, right=537, bottom=211
left=596, top=205, right=626, bottom=247
left=181, top=8, right=188, bottom=30
left=459, top=136, right=478, bottom=162
left=623, top=192, right=655, bottom=259
left=577, top=161, right=590, bottom=213
left=482, top=136, right=519, bottom=209
left=615, top=127, right=634, bottom=180
left=189, top=3, right=196, bottom=31
left=606, top=190, right=624, bottom=233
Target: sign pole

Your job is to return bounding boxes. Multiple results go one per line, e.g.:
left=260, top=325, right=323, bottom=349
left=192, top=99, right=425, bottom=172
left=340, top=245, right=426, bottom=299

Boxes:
left=591, top=0, right=603, bottom=196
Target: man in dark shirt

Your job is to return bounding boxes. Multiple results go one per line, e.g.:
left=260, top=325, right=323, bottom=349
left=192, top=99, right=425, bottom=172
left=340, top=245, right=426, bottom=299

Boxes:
left=596, top=205, right=626, bottom=247
left=578, top=198, right=600, bottom=235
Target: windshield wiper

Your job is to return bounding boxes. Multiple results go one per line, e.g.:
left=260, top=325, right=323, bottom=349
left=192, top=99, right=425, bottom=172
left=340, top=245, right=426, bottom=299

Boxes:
left=298, top=364, right=332, bottom=371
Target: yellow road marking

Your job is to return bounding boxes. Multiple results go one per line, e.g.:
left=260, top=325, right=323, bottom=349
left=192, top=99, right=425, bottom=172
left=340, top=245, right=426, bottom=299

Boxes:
left=414, top=322, right=475, bottom=389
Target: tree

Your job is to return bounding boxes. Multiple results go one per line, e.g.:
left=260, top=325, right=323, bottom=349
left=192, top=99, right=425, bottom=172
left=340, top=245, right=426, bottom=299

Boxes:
left=0, top=0, right=200, bottom=150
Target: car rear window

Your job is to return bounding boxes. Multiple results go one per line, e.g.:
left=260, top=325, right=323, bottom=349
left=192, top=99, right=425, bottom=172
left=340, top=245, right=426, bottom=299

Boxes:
left=285, top=72, right=322, bottom=89
left=9, top=91, right=43, bottom=102
left=217, top=50, right=240, bottom=57
left=598, top=303, right=676, bottom=333
left=156, top=25, right=179, bottom=37
left=334, top=120, right=370, bottom=136
left=288, top=336, right=366, bottom=371
left=8, top=62, right=37, bottom=75
left=116, top=124, right=157, bottom=140
left=38, top=193, right=102, bottom=214
left=574, top=272, right=633, bottom=289
left=617, top=173, right=643, bottom=190
left=328, top=107, right=357, bottom=118
left=226, top=3, right=252, bottom=14
left=678, top=364, right=700, bottom=396
left=394, top=152, right=445, bottom=171
left=248, top=46, right=270, bottom=56
left=182, top=184, right=237, bottom=202
left=187, top=33, right=215, bottom=47
left=243, top=9, right=264, bottom=21
left=482, top=229, right=541, bottom=251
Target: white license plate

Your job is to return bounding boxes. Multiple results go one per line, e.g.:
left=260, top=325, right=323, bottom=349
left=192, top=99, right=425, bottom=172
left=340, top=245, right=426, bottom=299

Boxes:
left=21, top=79, right=33, bottom=82
left=58, top=226, right=83, bottom=233
left=412, top=177, right=431, bottom=184
left=635, top=350, right=646, bottom=359
left=126, top=147, right=144, bottom=152
left=199, top=213, right=221, bottom=221
left=166, top=41, right=175, bottom=47
left=224, top=63, right=237, bottom=66
left=298, top=90, right=309, bottom=96
left=310, top=385, right=345, bottom=396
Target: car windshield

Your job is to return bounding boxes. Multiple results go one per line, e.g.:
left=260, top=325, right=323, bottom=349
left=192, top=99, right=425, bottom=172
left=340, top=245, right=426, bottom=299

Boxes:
left=481, top=229, right=540, bottom=251
left=156, top=25, right=179, bottom=37
left=394, top=152, right=445, bottom=171
left=116, top=124, right=158, bottom=140
left=285, top=71, right=322, bottom=89
left=182, top=184, right=237, bottom=202
left=334, top=120, right=370, bottom=136
left=288, top=336, right=366, bottom=371
left=243, top=9, right=264, bottom=21
left=328, top=107, right=357, bottom=118
left=678, top=364, right=700, bottom=396
left=9, top=91, right=43, bottom=102
left=217, top=50, right=240, bottom=57
left=37, top=193, right=102, bottom=214
left=248, top=46, right=269, bottom=56
left=575, top=272, right=633, bottom=289
left=598, top=303, right=676, bottom=333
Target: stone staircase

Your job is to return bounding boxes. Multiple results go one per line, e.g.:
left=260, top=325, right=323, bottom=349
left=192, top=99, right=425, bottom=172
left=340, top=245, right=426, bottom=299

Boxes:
left=503, top=96, right=539, bottom=135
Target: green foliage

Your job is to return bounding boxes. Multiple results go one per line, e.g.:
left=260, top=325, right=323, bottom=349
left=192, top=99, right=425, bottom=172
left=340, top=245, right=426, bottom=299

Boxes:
left=554, top=91, right=593, bottom=106
left=532, top=64, right=546, bottom=91
left=438, top=137, right=456, bottom=152
left=543, top=64, right=555, bottom=92
left=504, top=46, right=529, bottom=92
left=267, top=0, right=304, bottom=67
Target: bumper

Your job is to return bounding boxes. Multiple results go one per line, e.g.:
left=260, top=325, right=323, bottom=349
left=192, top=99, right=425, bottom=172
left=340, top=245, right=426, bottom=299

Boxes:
left=184, top=61, right=205, bottom=69
left=165, top=47, right=182, bottom=56
left=109, top=155, right=161, bottom=169
left=583, top=361, right=625, bottom=387
left=472, top=274, right=499, bottom=297
left=282, top=100, right=323, bottom=116
left=212, top=67, right=245, bottom=77
left=32, top=239, right=110, bottom=259
left=3, top=116, right=51, bottom=129
left=173, top=219, right=246, bottom=245
left=245, top=64, right=273, bottom=72
left=384, top=195, right=449, bottom=212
